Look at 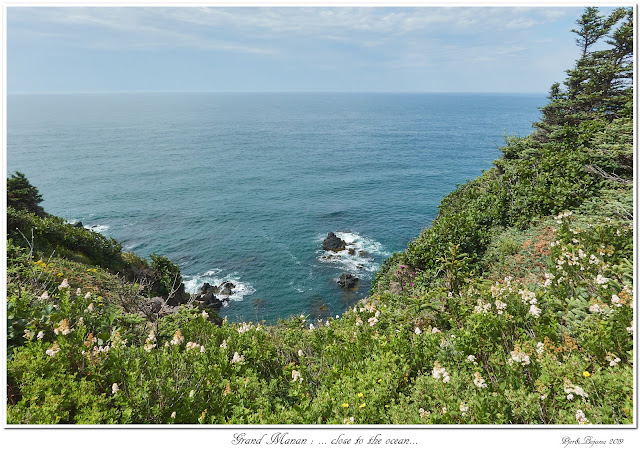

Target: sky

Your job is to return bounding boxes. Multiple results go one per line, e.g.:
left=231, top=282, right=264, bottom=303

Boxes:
left=5, top=4, right=620, bottom=94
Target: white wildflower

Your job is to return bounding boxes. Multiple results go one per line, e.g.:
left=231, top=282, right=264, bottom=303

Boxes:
left=170, top=329, right=184, bottom=346
left=594, top=274, right=609, bottom=288
left=431, top=327, right=440, bottom=334
left=309, top=323, right=315, bottom=330
left=355, top=316, right=363, bottom=326
left=201, top=310, right=209, bottom=319
left=576, top=409, right=589, bottom=425
left=58, top=279, right=69, bottom=289
left=39, top=291, right=49, bottom=300
left=466, top=355, right=477, bottom=364
left=368, top=317, right=378, bottom=327
left=144, top=330, right=156, bottom=352
left=53, top=319, right=71, bottom=336
left=112, top=383, right=119, bottom=394
left=611, top=294, right=622, bottom=307
left=589, top=303, right=603, bottom=313
left=220, top=339, right=227, bottom=349
left=627, top=321, right=633, bottom=334
left=473, top=301, right=491, bottom=314
left=589, top=255, right=599, bottom=265
left=189, top=389, right=195, bottom=398
left=510, top=347, right=530, bottom=366
left=473, top=372, right=488, bottom=388
left=519, top=289, right=536, bottom=305
left=606, top=354, right=621, bottom=367
left=185, top=341, right=200, bottom=352
left=292, top=370, right=303, bottom=382
left=415, top=327, right=422, bottom=335
left=23, top=329, right=32, bottom=340
left=432, top=361, right=450, bottom=383
left=529, top=304, right=541, bottom=318
left=231, top=351, right=244, bottom=364
left=171, top=411, right=176, bottom=419
left=237, top=322, right=251, bottom=333
left=37, top=331, right=44, bottom=340
left=84, top=303, right=94, bottom=313
left=45, top=342, right=60, bottom=357
left=200, top=345, right=205, bottom=353
left=564, top=379, right=588, bottom=399
left=76, top=287, right=82, bottom=296
left=298, top=349, right=304, bottom=357
left=495, top=300, right=507, bottom=315
left=459, top=402, right=469, bottom=416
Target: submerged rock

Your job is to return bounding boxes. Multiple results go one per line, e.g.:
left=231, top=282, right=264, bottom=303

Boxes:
left=337, top=273, right=359, bottom=289
left=71, top=221, right=84, bottom=228
left=323, top=232, right=347, bottom=252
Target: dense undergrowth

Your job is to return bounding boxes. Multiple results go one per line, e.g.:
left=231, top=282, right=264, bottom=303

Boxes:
left=5, top=7, right=634, bottom=424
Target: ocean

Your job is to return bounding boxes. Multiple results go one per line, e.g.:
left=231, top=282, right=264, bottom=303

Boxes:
left=7, top=92, right=544, bottom=323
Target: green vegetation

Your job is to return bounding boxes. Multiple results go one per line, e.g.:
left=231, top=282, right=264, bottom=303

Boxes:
left=6, top=8, right=633, bottom=424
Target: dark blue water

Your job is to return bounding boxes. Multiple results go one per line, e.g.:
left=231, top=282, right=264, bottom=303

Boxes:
left=7, top=92, right=544, bottom=323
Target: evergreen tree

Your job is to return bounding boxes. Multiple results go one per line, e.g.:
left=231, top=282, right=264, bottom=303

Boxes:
left=7, top=171, right=45, bottom=217
left=533, top=7, right=633, bottom=143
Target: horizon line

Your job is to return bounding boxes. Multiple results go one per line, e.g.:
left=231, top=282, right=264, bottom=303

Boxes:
left=7, top=90, right=548, bottom=95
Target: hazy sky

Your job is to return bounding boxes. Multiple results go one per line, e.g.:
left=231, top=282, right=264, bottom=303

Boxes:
left=7, top=5, right=608, bottom=93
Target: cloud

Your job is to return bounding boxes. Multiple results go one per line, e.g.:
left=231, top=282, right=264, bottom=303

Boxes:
left=9, top=7, right=276, bottom=54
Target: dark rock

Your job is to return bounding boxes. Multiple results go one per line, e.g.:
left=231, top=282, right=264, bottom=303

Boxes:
left=220, top=282, right=235, bottom=296
left=148, top=297, right=164, bottom=314
left=166, top=283, right=189, bottom=307
left=323, top=232, right=347, bottom=252
left=359, top=250, right=368, bottom=257
left=200, top=282, right=219, bottom=295
left=71, top=221, right=84, bottom=228
left=337, top=273, right=359, bottom=289
left=348, top=248, right=356, bottom=255
left=205, top=295, right=223, bottom=309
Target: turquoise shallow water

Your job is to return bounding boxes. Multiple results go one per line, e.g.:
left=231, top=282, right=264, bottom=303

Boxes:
left=7, top=92, right=544, bottom=323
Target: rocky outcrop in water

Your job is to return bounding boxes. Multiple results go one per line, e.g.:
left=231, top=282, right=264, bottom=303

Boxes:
left=323, top=232, right=347, bottom=252
left=337, top=273, right=359, bottom=289
left=194, top=281, right=238, bottom=309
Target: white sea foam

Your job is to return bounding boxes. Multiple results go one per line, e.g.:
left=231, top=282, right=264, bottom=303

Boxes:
left=87, top=224, right=110, bottom=234
left=316, top=231, right=390, bottom=276
left=183, top=269, right=255, bottom=304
